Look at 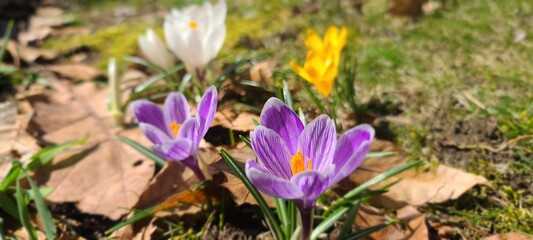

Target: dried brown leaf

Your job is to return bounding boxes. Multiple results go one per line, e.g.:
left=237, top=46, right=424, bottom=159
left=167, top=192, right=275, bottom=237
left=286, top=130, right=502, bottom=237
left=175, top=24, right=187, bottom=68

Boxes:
left=249, top=60, right=276, bottom=88
left=483, top=233, right=532, bottom=240
left=153, top=187, right=209, bottom=212
left=30, top=79, right=154, bottom=220
left=338, top=139, right=488, bottom=208
left=396, top=206, right=429, bottom=240
left=48, top=64, right=102, bottom=81
left=388, top=0, right=428, bottom=17
left=209, top=144, right=276, bottom=207
left=346, top=205, right=431, bottom=240
left=354, top=205, right=404, bottom=239
left=18, top=27, right=52, bottom=45
left=4, top=40, right=58, bottom=64
left=213, top=107, right=259, bottom=132
left=0, top=100, right=40, bottom=180
left=50, top=26, right=91, bottom=37
left=133, top=162, right=196, bottom=210
left=30, top=7, right=69, bottom=29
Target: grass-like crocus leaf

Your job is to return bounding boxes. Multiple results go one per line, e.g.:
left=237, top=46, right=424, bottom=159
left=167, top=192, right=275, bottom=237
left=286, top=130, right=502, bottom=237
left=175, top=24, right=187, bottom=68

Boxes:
left=298, top=108, right=307, bottom=125
left=337, top=202, right=361, bottom=239
left=123, top=55, right=167, bottom=74
left=303, top=84, right=327, bottom=114
left=324, top=160, right=422, bottom=216
left=282, top=80, right=294, bottom=110
left=0, top=216, right=4, bottom=239
left=178, top=73, right=192, bottom=93
left=16, top=180, right=37, bottom=240
left=1, top=138, right=86, bottom=192
left=117, top=134, right=166, bottom=167
left=0, top=20, right=14, bottom=61
left=105, top=206, right=155, bottom=235
left=214, top=57, right=258, bottom=89
left=252, top=118, right=260, bottom=126
left=0, top=164, right=21, bottom=192
left=239, top=135, right=252, bottom=149
left=0, top=191, right=20, bottom=220
left=219, top=149, right=284, bottom=240
left=27, top=176, right=56, bottom=240
left=311, top=206, right=349, bottom=240
left=274, top=198, right=289, bottom=237
left=26, top=136, right=88, bottom=172
left=342, top=219, right=398, bottom=240
left=365, top=152, right=396, bottom=159
left=134, top=64, right=184, bottom=92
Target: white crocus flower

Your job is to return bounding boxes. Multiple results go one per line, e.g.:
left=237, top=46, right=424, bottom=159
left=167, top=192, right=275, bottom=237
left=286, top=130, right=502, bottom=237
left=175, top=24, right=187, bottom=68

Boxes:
left=138, top=28, right=175, bottom=69
left=163, top=0, right=226, bottom=81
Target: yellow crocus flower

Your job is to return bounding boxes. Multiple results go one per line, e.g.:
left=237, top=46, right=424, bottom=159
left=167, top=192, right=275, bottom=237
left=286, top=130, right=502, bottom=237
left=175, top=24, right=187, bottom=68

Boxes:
left=291, top=26, right=347, bottom=98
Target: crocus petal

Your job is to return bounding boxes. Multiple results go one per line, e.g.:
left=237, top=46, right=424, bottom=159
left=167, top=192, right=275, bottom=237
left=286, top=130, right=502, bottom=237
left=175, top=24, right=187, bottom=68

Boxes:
left=297, top=115, right=336, bottom=172
left=196, top=86, right=218, bottom=136
left=330, top=124, right=374, bottom=184
left=152, top=138, right=192, bottom=162
left=178, top=117, right=201, bottom=154
left=260, top=98, right=304, bottom=155
left=139, top=123, right=171, bottom=145
left=291, top=171, right=329, bottom=209
left=132, top=100, right=170, bottom=136
left=246, top=160, right=303, bottom=199
left=185, top=26, right=206, bottom=74
left=212, top=0, right=226, bottom=26
left=163, top=21, right=187, bottom=61
left=290, top=60, right=314, bottom=85
left=304, top=29, right=323, bottom=51
left=207, top=25, right=226, bottom=62
left=164, top=92, right=190, bottom=126
left=138, top=28, right=174, bottom=69
left=163, top=0, right=225, bottom=77
left=251, top=126, right=293, bottom=179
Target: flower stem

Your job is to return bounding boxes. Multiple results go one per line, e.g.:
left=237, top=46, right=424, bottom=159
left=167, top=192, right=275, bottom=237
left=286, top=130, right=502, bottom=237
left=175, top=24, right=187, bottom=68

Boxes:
left=190, top=164, right=206, bottom=181
left=299, top=207, right=313, bottom=240
left=195, top=68, right=206, bottom=86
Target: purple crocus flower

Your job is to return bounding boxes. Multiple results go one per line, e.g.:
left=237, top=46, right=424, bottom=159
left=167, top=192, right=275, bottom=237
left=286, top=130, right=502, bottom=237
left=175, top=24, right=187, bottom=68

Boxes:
left=132, top=86, right=218, bottom=181
left=245, top=98, right=374, bottom=239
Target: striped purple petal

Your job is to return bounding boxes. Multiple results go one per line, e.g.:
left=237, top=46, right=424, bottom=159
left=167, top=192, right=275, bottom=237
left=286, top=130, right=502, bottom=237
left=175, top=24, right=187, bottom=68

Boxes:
left=152, top=138, right=192, bottom=162
left=251, top=126, right=292, bottom=179
left=164, top=92, right=190, bottom=126
left=132, top=100, right=170, bottom=136
left=178, top=117, right=201, bottom=154
left=330, top=124, right=374, bottom=184
left=246, top=160, right=303, bottom=199
left=260, top=98, right=304, bottom=155
left=196, top=86, right=218, bottom=136
left=297, top=115, right=336, bottom=172
left=139, top=123, right=171, bottom=145
left=291, top=171, right=329, bottom=209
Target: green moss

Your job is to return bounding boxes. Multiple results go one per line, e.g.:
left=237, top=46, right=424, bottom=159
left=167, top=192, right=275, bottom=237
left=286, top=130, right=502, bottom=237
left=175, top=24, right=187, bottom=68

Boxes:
left=218, top=0, right=295, bottom=60
left=44, top=23, right=152, bottom=68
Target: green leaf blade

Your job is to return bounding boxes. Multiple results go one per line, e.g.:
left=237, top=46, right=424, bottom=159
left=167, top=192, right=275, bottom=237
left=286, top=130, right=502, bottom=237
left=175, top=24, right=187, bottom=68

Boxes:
left=117, top=134, right=167, bottom=167
left=27, top=177, right=56, bottom=240
left=219, top=149, right=284, bottom=240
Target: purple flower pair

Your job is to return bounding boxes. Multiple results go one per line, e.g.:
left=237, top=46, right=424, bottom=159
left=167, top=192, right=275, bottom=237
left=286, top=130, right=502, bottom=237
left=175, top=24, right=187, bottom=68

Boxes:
left=245, top=98, right=374, bottom=239
left=132, top=86, right=218, bottom=181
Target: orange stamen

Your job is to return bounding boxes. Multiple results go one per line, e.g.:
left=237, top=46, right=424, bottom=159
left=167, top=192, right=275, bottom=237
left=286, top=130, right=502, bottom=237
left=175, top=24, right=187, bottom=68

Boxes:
left=189, top=21, right=198, bottom=29
left=169, top=122, right=182, bottom=137
left=291, top=151, right=305, bottom=175
left=291, top=151, right=313, bottom=175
